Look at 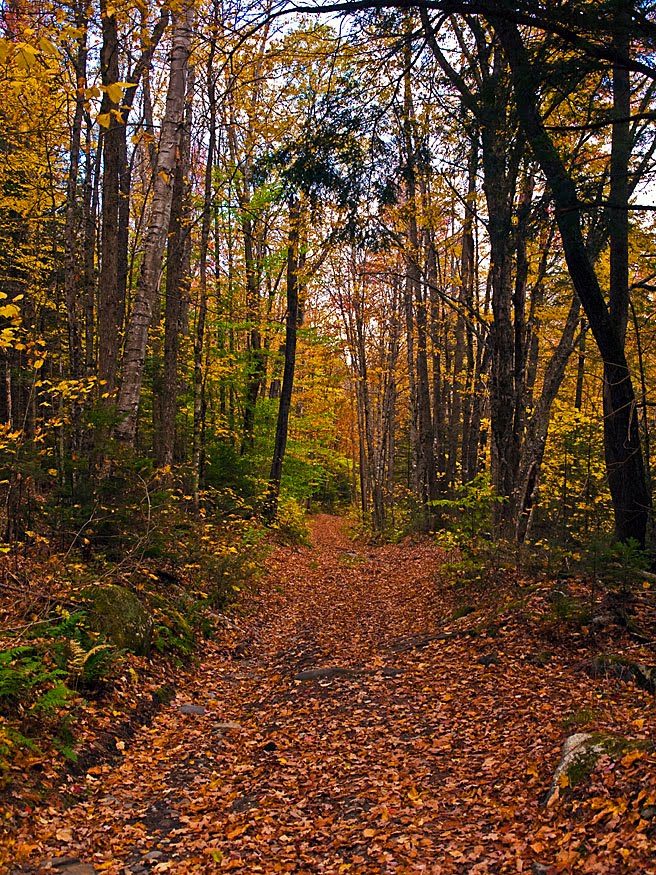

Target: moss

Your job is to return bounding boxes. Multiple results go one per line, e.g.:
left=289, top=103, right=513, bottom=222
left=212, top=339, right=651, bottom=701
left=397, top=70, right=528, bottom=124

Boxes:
left=566, top=747, right=600, bottom=786
left=81, top=585, right=153, bottom=656
left=452, top=604, right=475, bottom=620
left=563, top=708, right=598, bottom=730
left=566, top=733, right=654, bottom=787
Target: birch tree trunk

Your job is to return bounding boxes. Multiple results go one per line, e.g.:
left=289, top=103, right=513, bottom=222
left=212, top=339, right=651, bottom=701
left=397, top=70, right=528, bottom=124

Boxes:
left=114, top=4, right=193, bottom=445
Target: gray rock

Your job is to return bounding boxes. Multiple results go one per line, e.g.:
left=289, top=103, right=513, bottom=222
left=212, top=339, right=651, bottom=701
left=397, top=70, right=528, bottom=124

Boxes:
left=178, top=703, right=207, bottom=716
left=142, top=851, right=164, bottom=861
left=640, top=805, right=656, bottom=820
left=49, top=859, right=81, bottom=869
left=590, top=613, right=615, bottom=631
left=531, top=864, right=550, bottom=875
left=81, top=584, right=153, bottom=655
left=544, top=733, right=609, bottom=807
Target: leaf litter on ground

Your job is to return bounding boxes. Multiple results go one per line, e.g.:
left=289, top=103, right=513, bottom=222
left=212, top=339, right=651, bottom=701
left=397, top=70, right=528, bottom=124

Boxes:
left=3, top=514, right=655, bottom=874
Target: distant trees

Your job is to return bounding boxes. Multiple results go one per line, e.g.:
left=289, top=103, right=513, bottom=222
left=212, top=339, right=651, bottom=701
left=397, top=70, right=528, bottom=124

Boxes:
left=0, top=0, right=655, bottom=550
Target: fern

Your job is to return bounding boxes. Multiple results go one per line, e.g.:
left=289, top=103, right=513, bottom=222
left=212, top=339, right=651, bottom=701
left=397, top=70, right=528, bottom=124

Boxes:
left=38, top=610, right=89, bottom=641
left=0, top=647, right=67, bottom=706
left=68, top=642, right=117, bottom=686
left=30, top=682, right=71, bottom=717
left=67, top=639, right=86, bottom=676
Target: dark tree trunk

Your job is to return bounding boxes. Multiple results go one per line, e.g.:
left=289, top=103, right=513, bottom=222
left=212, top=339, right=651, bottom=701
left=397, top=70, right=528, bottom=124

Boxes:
left=402, top=41, right=437, bottom=521
left=159, top=67, right=194, bottom=468
left=63, top=3, right=86, bottom=382
left=240, top=210, right=265, bottom=453
left=97, top=4, right=122, bottom=393
left=496, top=16, right=651, bottom=547
left=481, top=114, right=521, bottom=535
left=264, top=200, right=300, bottom=520
left=192, top=20, right=217, bottom=511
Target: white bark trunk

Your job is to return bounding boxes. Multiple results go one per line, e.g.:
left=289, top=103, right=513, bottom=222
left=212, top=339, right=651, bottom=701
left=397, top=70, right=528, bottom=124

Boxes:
left=114, top=3, right=193, bottom=444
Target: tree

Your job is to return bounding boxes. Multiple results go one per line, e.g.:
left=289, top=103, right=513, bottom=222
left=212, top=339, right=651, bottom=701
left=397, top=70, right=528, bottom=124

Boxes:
left=114, top=3, right=194, bottom=445
left=493, top=10, right=652, bottom=546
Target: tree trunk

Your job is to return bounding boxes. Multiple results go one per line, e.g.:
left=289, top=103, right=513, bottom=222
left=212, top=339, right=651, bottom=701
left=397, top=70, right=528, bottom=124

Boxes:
left=482, top=114, right=521, bottom=535
left=403, top=32, right=437, bottom=524
left=97, top=3, right=122, bottom=393
left=114, top=4, right=193, bottom=444
left=496, top=16, right=651, bottom=547
left=63, top=3, right=86, bottom=382
left=264, top=200, right=300, bottom=520
left=158, top=67, right=194, bottom=468
left=192, top=22, right=217, bottom=511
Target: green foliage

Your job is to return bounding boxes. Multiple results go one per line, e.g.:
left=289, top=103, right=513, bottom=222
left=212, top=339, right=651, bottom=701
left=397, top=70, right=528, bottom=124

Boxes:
left=538, top=400, right=612, bottom=544
left=0, top=645, right=65, bottom=709
left=39, top=606, right=121, bottom=688
left=150, top=595, right=195, bottom=657
left=430, top=473, right=504, bottom=540
left=547, top=590, right=592, bottom=630
left=269, top=492, right=310, bottom=544
left=596, top=538, right=649, bottom=595
left=30, top=681, right=72, bottom=717
left=204, top=442, right=263, bottom=502
left=0, top=604, right=126, bottom=781
left=0, top=641, right=73, bottom=773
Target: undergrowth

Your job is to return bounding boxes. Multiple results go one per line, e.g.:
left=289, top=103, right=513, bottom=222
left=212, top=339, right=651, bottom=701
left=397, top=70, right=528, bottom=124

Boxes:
left=0, top=462, right=306, bottom=785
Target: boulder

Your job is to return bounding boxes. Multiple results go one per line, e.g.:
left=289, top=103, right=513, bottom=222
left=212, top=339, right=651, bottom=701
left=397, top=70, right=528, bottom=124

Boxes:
left=544, top=732, right=651, bottom=807
left=81, top=584, right=153, bottom=656
left=544, top=733, right=602, bottom=807
left=178, top=703, right=208, bottom=716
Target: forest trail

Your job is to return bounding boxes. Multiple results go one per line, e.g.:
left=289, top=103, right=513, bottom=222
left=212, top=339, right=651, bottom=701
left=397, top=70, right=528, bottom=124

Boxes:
left=8, top=516, right=656, bottom=874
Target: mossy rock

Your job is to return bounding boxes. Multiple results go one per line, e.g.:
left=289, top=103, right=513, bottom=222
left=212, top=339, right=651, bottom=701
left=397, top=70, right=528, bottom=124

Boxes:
left=545, top=732, right=653, bottom=805
left=566, top=733, right=652, bottom=784
left=81, top=585, right=153, bottom=656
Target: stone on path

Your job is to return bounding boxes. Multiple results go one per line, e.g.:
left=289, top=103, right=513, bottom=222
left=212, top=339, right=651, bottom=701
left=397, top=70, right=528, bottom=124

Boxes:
left=477, top=652, right=499, bottom=667
left=178, top=703, right=208, bottom=716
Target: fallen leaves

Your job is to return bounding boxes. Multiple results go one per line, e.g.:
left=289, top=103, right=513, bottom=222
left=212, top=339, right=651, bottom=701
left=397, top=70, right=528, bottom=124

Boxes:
left=3, top=515, right=656, bottom=873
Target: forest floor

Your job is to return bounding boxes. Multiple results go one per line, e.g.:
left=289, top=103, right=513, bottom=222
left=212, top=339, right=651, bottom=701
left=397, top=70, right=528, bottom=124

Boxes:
left=4, top=514, right=656, bottom=874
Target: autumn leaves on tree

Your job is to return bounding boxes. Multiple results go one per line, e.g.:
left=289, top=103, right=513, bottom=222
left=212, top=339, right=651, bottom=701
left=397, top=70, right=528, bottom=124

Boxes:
left=1, top=0, right=656, bottom=550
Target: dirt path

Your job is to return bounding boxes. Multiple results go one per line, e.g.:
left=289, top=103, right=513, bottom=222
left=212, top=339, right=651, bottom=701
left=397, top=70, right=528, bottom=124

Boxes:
left=8, top=515, right=656, bottom=874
